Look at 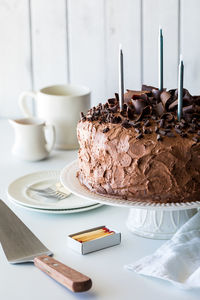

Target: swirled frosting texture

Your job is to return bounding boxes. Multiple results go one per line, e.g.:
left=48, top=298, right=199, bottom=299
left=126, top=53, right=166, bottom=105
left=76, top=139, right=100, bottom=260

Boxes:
left=77, top=120, right=200, bottom=203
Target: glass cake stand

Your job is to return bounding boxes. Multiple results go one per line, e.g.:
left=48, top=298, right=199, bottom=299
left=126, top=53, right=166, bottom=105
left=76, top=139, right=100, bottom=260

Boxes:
left=60, top=160, right=200, bottom=239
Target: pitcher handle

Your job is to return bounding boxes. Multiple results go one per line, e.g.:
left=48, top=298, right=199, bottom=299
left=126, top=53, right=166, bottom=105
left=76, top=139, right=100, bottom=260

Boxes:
left=19, top=91, right=37, bottom=117
left=44, top=123, right=56, bottom=153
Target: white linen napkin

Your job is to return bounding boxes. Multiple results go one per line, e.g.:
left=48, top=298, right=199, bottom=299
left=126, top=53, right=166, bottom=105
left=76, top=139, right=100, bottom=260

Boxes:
left=126, top=210, right=200, bottom=289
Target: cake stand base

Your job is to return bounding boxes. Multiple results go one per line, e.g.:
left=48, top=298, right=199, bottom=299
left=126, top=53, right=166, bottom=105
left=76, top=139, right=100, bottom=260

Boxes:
left=126, top=207, right=197, bottom=239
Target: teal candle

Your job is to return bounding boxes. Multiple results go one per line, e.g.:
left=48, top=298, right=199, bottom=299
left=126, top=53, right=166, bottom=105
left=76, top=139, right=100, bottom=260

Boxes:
left=158, top=27, right=163, bottom=91
left=119, top=44, right=124, bottom=109
left=178, top=56, right=184, bottom=121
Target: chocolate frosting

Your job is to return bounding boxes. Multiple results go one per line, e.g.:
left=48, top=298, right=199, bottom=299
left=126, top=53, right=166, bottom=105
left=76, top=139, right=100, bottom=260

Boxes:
left=77, top=86, right=200, bottom=203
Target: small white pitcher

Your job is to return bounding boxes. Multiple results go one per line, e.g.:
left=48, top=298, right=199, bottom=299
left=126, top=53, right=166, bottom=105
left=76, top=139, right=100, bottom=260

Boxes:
left=9, top=118, right=55, bottom=161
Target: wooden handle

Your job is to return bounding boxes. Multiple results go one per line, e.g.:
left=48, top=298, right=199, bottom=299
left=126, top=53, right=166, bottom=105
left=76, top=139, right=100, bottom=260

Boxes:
left=34, top=255, right=92, bottom=292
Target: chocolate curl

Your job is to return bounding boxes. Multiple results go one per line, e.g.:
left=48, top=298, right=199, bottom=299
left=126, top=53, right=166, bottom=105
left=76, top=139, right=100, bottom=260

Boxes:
left=168, top=97, right=192, bottom=111
left=137, top=93, right=149, bottom=102
left=127, top=99, right=135, bottom=110
left=108, top=98, right=116, bottom=106
left=183, top=105, right=194, bottom=114
left=115, top=93, right=119, bottom=104
left=154, top=102, right=165, bottom=116
left=124, top=89, right=149, bottom=103
left=183, top=104, right=195, bottom=114
left=135, top=105, right=152, bottom=122
left=120, top=103, right=128, bottom=117
left=124, top=91, right=134, bottom=103
left=183, top=90, right=193, bottom=104
left=174, top=88, right=193, bottom=102
left=132, top=98, right=148, bottom=114
left=169, top=99, right=178, bottom=111
left=160, top=91, right=171, bottom=109
left=127, top=108, right=135, bottom=120
left=168, top=88, right=176, bottom=97
left=148, top=96, right=155, bottom=103
left=107, top=97, right=119, bottom=113
left=182, top=103, right=200, bottom=121
left=151, top=88, right=161, bottom=100
left=142, top=84, right=158, bottom=92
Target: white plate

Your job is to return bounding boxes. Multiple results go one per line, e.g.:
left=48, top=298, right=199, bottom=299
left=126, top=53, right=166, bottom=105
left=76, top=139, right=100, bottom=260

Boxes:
left=9, top=199, right=102, bottom=214
left=60, top=160, right=200, bottom=211
left=8, top=170, right=102, bottom=211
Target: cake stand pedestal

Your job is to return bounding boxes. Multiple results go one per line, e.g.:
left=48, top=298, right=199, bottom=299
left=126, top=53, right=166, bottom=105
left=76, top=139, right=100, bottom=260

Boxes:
left=60, top=160, right=200, bottom=240
left=126, top=207, right=197, bottom=239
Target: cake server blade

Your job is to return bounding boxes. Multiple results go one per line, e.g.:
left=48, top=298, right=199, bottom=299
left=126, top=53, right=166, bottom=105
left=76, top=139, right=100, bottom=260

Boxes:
left=0, top=200, right=51, bottom=263
left=0, top=200, right=92, bottom=292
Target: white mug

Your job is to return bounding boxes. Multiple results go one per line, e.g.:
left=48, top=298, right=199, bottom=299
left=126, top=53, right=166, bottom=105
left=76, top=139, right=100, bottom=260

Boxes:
left=9, top=118, right=55, bottom=161
left=19, top=84, right=90, bottom=150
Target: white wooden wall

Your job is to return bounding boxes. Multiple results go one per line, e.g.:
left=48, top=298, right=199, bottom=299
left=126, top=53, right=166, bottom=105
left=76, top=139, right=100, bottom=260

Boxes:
left=0, top=0, right=200, bottom=117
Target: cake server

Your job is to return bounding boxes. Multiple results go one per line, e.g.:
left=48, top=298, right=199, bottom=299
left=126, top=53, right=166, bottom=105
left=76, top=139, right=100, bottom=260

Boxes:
left=0, top=200, right=92, bottom=292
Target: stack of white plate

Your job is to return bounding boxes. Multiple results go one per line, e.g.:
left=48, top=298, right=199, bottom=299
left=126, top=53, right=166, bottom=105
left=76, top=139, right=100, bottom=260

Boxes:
left=7, top=170, right=102, bottom=214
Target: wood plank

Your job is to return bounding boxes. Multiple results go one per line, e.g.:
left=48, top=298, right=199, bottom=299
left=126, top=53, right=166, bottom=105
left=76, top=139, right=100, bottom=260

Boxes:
left=31, top=0, right=68, bottom=90
left=0, top=0, right=32, bottom=117
left=68, top=0, right=105, bottom=107
left=143, top=0, right=179, bottom=90
left=181, top=0, right=200, bottom=95
left=105, top=0, right=142, bottom=98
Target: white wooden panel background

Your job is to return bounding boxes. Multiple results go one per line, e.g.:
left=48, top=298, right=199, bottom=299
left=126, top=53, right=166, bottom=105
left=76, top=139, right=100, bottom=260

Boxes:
left=0, top=0, right=200, bottom=117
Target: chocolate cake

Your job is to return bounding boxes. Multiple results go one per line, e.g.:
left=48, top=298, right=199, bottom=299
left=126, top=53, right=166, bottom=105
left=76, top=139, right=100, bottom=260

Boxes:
left=77, top=86, right=200, bottom=203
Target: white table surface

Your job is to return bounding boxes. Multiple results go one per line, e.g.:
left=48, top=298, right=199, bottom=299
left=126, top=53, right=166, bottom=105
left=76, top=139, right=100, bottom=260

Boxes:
left=0, top=118, right=199, bottom=300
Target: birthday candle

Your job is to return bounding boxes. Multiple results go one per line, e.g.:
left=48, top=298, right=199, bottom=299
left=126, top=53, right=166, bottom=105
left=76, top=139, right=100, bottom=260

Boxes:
left=119, top=44, right=124, bottom=109
left=158, top=27, right=163, bottom=91
left=178, top=55, right=184, bottom=121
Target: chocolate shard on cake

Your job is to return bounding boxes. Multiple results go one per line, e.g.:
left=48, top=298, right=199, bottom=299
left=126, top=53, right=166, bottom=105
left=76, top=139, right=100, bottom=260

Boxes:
left=77, top=86, right=200, bottom=203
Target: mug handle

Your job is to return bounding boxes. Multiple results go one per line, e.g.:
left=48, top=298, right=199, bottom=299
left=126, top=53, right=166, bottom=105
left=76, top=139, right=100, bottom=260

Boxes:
left=44, top=124, right=56, bottom=153
left=19, top=91, right=37, bottom=117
